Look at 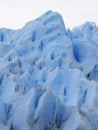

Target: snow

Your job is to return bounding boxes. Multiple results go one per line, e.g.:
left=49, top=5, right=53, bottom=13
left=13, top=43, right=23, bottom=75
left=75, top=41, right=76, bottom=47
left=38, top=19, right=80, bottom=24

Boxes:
left=0, top=10, right=98, bottom=130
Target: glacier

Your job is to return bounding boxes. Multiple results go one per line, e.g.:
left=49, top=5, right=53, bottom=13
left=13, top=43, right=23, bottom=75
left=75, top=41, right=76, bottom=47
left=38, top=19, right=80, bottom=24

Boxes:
left=0, top=10, right=98, bottom=130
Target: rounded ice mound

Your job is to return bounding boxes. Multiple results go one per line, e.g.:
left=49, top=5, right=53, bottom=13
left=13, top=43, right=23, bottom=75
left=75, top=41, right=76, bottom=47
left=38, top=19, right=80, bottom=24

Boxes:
left=72, top=21, right=98, bottom=40
left=0, top=11, right=98, bottom=130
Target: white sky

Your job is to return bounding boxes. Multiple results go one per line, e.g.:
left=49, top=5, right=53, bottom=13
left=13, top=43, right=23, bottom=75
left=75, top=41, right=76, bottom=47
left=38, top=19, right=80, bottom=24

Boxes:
left=0, top=0, right=98, bottom=29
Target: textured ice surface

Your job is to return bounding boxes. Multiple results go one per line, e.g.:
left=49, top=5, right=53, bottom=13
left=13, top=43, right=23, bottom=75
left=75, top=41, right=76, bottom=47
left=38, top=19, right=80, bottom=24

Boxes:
left=0, top=11, right=98, bottom=130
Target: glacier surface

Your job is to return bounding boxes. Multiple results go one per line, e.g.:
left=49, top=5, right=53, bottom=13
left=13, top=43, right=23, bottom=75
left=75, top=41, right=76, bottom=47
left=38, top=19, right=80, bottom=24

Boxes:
left=0, top=11, right=98, bottom=130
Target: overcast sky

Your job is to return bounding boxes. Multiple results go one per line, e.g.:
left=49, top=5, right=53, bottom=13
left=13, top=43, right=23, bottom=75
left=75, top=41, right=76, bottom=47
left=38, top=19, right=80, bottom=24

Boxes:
left=0, top=0, right=98, bottom=29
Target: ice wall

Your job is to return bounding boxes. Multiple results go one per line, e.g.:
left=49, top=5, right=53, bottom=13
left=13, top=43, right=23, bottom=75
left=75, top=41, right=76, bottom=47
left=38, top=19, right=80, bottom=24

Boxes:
left=0, top=11, right=98, bottom=130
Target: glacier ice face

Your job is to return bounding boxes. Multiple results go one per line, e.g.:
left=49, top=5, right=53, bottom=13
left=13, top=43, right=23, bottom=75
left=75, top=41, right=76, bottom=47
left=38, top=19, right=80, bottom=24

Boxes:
left=0, top=10, right=98, bottom=130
